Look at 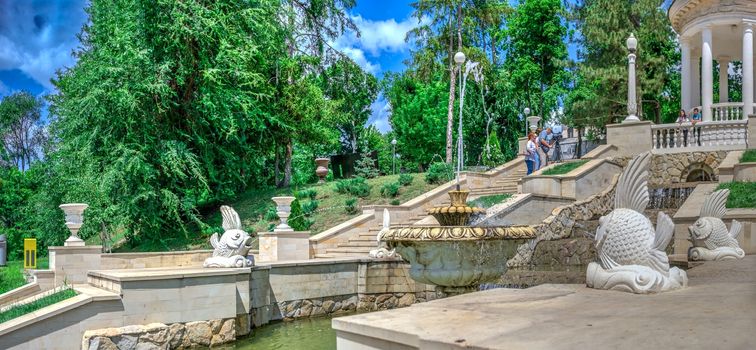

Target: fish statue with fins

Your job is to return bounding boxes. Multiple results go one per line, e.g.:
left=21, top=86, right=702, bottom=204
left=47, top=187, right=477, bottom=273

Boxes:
left=688, top=189, right=745, bottom=261
left=203, top=206, right=255, bottom=268
left=586, top=152, right=688, bottom=293
left=368, top=209, right=401, bottom=259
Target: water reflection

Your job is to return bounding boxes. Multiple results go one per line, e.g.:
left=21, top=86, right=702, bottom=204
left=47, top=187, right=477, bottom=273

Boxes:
left=224, top=316, right=343, bottom=350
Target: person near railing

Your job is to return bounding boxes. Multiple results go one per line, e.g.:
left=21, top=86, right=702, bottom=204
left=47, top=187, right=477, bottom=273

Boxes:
left=676, top=109, right=690, bottom=146
left=524, top=132, right=538, bottom=175
left=538, top=127, right=553, bottom=168
left=690, top=107, right=702, bottom=146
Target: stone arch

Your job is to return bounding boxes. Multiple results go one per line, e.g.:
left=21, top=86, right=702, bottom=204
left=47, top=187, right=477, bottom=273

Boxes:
left=682, top=162, right=715, bottom=182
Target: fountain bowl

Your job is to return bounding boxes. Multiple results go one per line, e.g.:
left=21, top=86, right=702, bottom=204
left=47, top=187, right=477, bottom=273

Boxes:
left=383, top=225, right=535, bottom=288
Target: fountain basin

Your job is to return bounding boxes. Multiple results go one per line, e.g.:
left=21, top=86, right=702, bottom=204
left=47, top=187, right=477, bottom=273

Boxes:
left=383, top=226, right=535, bottom=288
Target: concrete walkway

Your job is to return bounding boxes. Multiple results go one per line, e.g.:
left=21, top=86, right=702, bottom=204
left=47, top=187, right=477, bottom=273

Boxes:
left=333, top=256, right=756, bottom=350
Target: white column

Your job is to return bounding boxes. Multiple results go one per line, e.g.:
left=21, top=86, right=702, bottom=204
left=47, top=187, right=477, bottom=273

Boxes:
left=692, top=56, right=701, bottom=108
left=681, top=38, right=692, bottom=111
left=702, top=27, right=714, bottom=121
left=718, top=56, right=729, bottom=103
left=743, top=22, right=754, bottom=116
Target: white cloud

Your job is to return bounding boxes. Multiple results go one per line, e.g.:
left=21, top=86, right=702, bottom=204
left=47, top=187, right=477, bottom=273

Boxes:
left=338, top=46, right=381, bottom=74
left=0, top=1, right=88, bottom=91
left=366, top=95, right=392, bottom=133
left=344, top=15, right=422, bottom=56
left=0, top=80, right=9, bottom=96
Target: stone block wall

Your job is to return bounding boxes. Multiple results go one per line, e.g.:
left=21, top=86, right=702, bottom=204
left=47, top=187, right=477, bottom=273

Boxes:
left=100, top=250, right=212, bottom=270
left=82, top=318, right=236, bottom=350
left=49, top=246, right=103, bottom=285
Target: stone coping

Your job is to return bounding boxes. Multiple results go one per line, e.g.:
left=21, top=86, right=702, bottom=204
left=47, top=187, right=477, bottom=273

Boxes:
left=605, top=120, right=653, bottom=129
left=0, top=280, right=40, bottom=307
left=87, top=267, right=251, bottom=282
left=254, top=257, right=397, bottom=269
left=582, top=144, right=617, bottom=159
left=258, top=231, right=310, bottom=237
left=0, top=284, right=119, bottom=337
left=48, top=245, right=103, bottom=254
left=333, top=256, right=756, bottom=350
left=100, top=249, right=213, bottom=258
left=719, top=150, right=744, bottom=170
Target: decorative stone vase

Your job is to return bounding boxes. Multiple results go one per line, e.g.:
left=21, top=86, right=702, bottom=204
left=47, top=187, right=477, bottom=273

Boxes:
left=527, top=115, right=541, bottom=133
left=59, top=203, right=89, bottom=247
left=272, top=196, right=296, bottom=232
left=315, top=158, right=330, bottom=183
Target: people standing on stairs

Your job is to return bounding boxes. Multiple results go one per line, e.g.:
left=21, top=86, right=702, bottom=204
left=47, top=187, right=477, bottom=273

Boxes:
left=525, top=132, right=537, bottom=175
left=538, top=127, right=553, bottom=168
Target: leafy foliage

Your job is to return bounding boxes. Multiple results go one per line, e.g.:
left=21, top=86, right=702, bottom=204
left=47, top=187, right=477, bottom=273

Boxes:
left=425, top=162, right=454, bottom=185
left=344, top=197, right=359, bottom=214
left=288, top=199, right=313, bottom=231
left=380, top=182, right=400, bottom=198
left=398, top=174, right=414, bottom=186
left=334, top=177, right=371, bottom=198
left=354, top=153, right=380, bottom=179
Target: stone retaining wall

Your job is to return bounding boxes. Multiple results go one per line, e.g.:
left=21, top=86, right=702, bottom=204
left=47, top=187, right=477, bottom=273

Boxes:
left=82, top=318, right=236, bottom=350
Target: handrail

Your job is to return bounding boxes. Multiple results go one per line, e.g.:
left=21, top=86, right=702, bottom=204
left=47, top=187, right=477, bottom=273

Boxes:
left=651, top=119, right=747, bottom=151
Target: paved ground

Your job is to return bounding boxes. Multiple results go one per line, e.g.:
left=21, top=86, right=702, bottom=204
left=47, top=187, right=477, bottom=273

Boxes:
left=333, top=256, right=756, bottom=350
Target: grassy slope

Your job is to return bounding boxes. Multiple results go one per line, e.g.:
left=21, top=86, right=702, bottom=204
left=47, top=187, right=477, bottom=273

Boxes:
left=0, top=287, right=77, bottom=324
left=716, top=182, right=756, bottom=208
left=541, top=160, right=589, bottom=176
left=115, top=173, right=437, bottom=252
left=0, top=258, right=49, bottom=295
left=741, top=149, right=756, bottom=163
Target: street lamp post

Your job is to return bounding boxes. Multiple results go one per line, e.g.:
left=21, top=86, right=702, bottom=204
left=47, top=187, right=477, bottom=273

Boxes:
left=624, top=33, right=640, bottom=123
left=391, top=138, right=397, bottom=175
left=523, top=107, right=531, bottom=135
left=454, top=51, right=466, bottom=190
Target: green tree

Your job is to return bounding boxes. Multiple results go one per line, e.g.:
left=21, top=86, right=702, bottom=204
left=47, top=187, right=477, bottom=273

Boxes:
left=569, top=0, right=677, bottom=126
left=320, top=57, right=378, bottom=153
left=505, top=0, right=569, bottom=121
left=0, top=91, right=46, bottom=170
left=49, top=0, right=285, bottom=246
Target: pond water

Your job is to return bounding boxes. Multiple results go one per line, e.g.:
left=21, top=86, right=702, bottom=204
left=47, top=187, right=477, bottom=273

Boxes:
left=224, top=316, right=340, bottom=350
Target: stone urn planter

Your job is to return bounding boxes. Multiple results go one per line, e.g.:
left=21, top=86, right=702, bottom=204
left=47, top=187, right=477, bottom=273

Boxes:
left=527, top=116, right=541, bottom=133
left=315, top=158, right=330, bottom=183
left=59, top=203, right=89, bottom=246
left=272, top=196, right=296, bottom=231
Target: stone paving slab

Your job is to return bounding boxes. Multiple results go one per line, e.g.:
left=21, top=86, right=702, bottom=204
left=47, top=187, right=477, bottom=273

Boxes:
left=333, top=256, right=756, bottom=350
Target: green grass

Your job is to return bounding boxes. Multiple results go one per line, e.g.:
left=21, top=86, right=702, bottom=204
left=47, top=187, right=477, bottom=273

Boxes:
left=716, top=182, right=756, bottom=208
left=117, top=173, right=436, bottom=252
left=740, top=149, right=756, bottom=163
left=0, top=287, right=77, bottom=324
left=468, top=194, right=513, bottom=209
left=541, top=160, right=589, bottom=176
left=0, top=258, right=49, bottom=295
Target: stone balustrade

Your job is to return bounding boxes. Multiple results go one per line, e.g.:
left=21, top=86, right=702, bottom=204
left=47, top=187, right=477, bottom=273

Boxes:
left=651, top=120, right=748, bottom=153
left=711, top=102, right=745, bottom=121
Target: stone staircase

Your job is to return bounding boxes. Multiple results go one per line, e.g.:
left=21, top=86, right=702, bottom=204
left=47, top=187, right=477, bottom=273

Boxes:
left=314, top=166, right=527, bottom=259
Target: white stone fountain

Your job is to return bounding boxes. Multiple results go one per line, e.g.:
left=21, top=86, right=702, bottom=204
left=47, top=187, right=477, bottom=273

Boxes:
left=586, top=152, right=688, bottom=293
left=203, top=206, right=254, bottom=268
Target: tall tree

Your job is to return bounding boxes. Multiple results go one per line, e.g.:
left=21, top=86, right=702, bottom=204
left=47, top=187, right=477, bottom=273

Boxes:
left=320, top=57, right=378, bottom=153
left=505, top=0, right=569, bottom=120
left=569, top=0, right=677, bottom=126
left=0, top=91, right=46, bottom=171
left=50, top=0, right=285, bottom=245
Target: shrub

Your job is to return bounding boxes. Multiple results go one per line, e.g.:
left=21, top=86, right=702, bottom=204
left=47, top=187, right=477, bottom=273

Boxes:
left=301, top=200, right=319, bottom=215
left=398, top=173, right=414, bottom=186
left=263, top=207, right=279, bottom=221
left=345, top=198, right=360, bottom=214
left=390, top=199, right=401, bottom=205
left=741, top=149, right=756, bottom=163
left=334, top=177, right=371, bottom=198
left=288, top=199, right=312, bottom=231
left=296, top=188, right=317, bottom=200
left=425, top=162, right=454, bottom=184
left=380, top=182, right=400, bottom=198
left=355, top=153, right=380, bottom=178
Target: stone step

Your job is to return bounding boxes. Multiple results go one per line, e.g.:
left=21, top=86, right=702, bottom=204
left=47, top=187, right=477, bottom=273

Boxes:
left=338, top=241, right=377, bottom=248
left=325, top=247, right=372, bottom=255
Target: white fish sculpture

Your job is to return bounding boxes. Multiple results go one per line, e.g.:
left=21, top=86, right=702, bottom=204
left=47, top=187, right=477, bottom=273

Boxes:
left=688, top=189, right=744, bottom=261
left=203, top=206, right=255, bottom=268
left=368, top=209, right=401, bottom=259
left=586, top=152, right=687, bottom=293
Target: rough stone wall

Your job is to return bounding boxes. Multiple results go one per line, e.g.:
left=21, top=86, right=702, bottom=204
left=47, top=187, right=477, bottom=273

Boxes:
left=507, top=175, right=617, bottom=268
left=82, top=318, right=236, bottom=350
left=649, top=151, right=727, bottom=186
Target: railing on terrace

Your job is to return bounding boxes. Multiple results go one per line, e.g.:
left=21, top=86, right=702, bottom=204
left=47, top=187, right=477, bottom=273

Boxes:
left=651, top=120, right=747, bottom=152
left=711, top=102, right=745, bottom=121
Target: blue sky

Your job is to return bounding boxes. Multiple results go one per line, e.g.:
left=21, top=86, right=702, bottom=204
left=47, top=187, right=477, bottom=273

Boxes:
left=0, top=1, right=576, bottom=132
